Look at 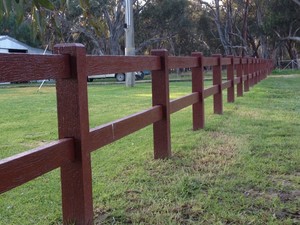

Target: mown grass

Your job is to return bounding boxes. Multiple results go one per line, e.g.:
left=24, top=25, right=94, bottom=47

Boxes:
left=0, top=74, right=299, bottom=224
left=271, top=68, right=300, bottom=75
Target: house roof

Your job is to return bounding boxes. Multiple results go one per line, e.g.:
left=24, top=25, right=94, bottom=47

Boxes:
left=0, top=35, right=49, bottom=54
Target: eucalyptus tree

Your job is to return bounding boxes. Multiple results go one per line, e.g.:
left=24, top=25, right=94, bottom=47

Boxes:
left=0, top=0, right=56, bottom=47
left=250, top=0, right=269, bottom=58
left=198, top=0, right=255, bottom=56
left=2, top=0, right=299, bottom=60
left=0, top=0, right=126, bottom=54
left=135, top=0, right=207, bottom=56
left=265, top=0, right=300, bottom=62
left=0, top=6, right=37, bottom=46
left=48, top=0, right=124, bottom=55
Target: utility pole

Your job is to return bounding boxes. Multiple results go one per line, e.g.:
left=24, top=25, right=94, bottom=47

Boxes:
left=125, top=0, right=135, bottom=87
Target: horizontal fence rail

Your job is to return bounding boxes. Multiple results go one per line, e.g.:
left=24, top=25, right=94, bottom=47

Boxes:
left=0, top=54, right=71, bottom=82
left=0, top=43, right=273, bottom=224
left=0, top=139, right=74, bottom=193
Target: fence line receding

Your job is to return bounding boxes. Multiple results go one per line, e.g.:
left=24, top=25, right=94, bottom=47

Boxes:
left=0, top=43, right=273, bottom=224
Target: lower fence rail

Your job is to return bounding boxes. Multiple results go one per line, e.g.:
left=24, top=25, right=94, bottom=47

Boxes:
left=0, top=138, right=74, bottom=193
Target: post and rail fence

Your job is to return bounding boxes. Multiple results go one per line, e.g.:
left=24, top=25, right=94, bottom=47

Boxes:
left=0, top=43, right=273, bottom=224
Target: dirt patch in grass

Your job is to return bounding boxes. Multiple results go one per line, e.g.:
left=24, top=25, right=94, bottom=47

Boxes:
left=94, top=207, right=111, bottom=225
left=274, top=208, right=300, bottom=221
left=278, top=190, right=300, bottom=203
left=244, top=189, right=278, bottom=200
left=244, top=188, right=300, bottom=222
left=172, top=203, right=204, bottom=224
left=243, top=189, right=300, bottom=202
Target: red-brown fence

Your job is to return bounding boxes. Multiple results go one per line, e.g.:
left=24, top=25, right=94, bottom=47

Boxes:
left=0, top=43, right=272, bottom=224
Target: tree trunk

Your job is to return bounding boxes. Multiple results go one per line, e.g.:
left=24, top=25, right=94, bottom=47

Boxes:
left=285, top=41, right=299, bottom=69
left=214, top=0, right=230, bottom=55
left=241, top=0, right=250, bottom=56
left=256, top=1, right=269, bottom=58
left=103, top=3, right=124, bottom=55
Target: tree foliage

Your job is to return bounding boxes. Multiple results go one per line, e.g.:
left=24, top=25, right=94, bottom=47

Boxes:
left=0, top=0, right=299, bottom=62
left=265, top=0, right=300, bottom=60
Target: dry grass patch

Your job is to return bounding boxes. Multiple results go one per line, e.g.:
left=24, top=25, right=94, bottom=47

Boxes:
left=190, top=132, right=240, bottom=174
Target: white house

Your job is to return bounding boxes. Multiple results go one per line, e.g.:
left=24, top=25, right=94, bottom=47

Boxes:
left=0, top=35, right=49, bottom=54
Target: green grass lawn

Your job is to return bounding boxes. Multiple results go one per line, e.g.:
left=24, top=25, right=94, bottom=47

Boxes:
left=0, top=74, right=299, bottom=224
left=271, top=68, right=300, bottom=75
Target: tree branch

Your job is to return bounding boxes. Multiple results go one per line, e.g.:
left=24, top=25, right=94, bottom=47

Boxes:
left=199, top=0, right=216, bottom=17
left=135, top=37, right=166, bottom=53
left=292, top=0, right=300, bottom=7
left=280, top=36, right=300, bottom=42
